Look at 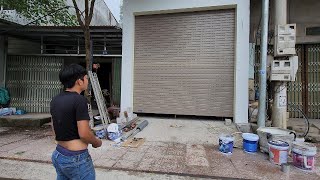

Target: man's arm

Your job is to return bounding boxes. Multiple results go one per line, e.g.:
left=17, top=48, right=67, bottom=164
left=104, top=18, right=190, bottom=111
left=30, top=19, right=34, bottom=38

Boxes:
left=51, top=118, right=56, bottom=136
left=77, top=120, right=102, bottom=148
left=51, top=118, right=57, bottom=144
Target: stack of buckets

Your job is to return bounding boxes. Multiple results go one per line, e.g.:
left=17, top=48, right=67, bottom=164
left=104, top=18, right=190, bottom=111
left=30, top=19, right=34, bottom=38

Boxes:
left=268, top=139, right=317, bottom=171
left=219, top=133, right=317, bottom=171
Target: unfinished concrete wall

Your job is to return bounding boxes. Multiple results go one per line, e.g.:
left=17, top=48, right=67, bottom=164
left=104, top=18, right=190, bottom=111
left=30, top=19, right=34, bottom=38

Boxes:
left=66, top=0, right=119, bottom=26
left=250, top=0, right=320, bottom=44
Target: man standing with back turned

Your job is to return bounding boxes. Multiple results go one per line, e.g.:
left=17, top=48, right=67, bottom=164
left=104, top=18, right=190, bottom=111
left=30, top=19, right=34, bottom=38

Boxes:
left=50, top=64, right=102, bottom=180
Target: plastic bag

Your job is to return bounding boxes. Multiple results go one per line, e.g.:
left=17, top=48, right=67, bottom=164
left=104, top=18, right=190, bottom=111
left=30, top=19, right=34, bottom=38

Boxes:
left=107, top=123, right=122, bottom=141
left=0, top=88, right=10, bottom=105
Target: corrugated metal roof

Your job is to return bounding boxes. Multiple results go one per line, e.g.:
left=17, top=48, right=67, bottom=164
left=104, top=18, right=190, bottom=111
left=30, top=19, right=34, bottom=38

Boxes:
left=0, top=25, right=122, bottom=33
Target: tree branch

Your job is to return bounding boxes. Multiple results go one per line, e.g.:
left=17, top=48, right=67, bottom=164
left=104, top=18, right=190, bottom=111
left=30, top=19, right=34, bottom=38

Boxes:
left=71, top=0, right=85, bottom=28
left=88, top=0, right=96, bottom=25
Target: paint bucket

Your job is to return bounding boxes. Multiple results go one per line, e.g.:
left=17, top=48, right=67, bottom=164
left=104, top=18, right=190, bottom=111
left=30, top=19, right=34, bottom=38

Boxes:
left=242, top=133, right=259, bottom=153
left=268, top=140, right=289, bottom=165
left=292, top=142, right=317, bottom=171
left=219, top=134, right=234, bottom=154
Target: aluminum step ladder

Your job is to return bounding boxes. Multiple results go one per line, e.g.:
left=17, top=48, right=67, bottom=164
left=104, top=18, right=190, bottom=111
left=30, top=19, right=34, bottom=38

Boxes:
left=88, top=71, right=110, bottom=132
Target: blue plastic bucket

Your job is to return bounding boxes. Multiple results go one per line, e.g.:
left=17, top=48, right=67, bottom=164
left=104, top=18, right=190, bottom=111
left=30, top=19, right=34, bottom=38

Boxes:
left=242, top=133, right=259, bottom=153
left=219, top=134, right=234, bottom=154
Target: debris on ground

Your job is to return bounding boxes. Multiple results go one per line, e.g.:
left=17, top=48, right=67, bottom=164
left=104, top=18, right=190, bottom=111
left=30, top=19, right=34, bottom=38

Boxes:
left=169, top=124, right=184, bottom=128
left=121, top=137, right=145, bottom=148
left=121, top=120, right=148, bottom=141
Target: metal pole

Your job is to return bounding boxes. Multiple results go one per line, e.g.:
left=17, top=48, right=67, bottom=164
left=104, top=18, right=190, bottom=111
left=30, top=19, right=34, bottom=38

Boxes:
left=41, top=35, right=43, bottom=54
left=258, top=0, right=269, bottom=128
left=77, top=38, right=80, bottom=55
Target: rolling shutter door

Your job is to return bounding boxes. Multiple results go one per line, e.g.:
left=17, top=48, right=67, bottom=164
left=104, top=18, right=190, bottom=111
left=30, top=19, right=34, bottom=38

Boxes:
left=134, top=9, right=235, bottom=117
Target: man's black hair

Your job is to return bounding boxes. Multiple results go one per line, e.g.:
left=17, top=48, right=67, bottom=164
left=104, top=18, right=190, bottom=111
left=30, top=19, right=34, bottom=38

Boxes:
left=59, top=64, right=87, bottom=89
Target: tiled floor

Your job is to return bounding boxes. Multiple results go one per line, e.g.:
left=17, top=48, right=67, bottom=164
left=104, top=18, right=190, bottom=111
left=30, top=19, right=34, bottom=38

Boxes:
left=0, top=118, right=319, bottom=180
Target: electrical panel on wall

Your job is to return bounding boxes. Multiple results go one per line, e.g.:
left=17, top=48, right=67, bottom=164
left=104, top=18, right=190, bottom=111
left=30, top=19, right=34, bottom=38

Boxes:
left=270, top=56, right=298, bottom=81
left=270, top=60, right=291, bottom=81
left=274, top=24, right=296, bottom=56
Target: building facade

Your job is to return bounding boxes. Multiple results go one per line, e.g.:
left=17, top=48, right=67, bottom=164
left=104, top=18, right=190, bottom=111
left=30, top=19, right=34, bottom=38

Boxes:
left=121, top=0, right=250, bottom=124
left=0, top=0, right=122, bottom=113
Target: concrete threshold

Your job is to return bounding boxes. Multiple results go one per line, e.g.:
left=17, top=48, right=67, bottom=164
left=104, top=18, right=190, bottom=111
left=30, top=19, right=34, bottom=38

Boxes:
left=0, top=113, right=51, bottom=127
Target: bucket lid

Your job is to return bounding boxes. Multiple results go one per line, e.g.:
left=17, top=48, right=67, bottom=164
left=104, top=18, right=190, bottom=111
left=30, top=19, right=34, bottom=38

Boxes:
left=219, top=134, right=234, bottom=142
left=292, top=142, right=317, bottom=156
left=242, top=133, right=259, bottom=141
left=268, top=140, right=289, bottom=147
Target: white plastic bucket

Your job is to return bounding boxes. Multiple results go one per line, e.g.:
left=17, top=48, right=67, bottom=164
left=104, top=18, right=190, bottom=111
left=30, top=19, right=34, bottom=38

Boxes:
left=292, top=142, right=317, bottom=171
left=219, top=134, right=234, bottom=154
left=268, top=140, right=290, bottom=165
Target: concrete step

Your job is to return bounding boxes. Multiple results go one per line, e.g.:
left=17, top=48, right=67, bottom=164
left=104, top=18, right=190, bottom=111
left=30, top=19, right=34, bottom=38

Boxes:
left=0, top=113, right=51, bottom=127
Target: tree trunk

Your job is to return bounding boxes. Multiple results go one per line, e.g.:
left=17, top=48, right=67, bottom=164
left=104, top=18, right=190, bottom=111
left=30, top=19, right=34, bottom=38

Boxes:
left=84, top=28, right=91, bottom=71
left=84, top=28, right=91, bottom=102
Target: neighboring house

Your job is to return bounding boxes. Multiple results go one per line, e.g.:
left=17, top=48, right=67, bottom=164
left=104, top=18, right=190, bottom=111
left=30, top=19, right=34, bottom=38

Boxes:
left=0, top=19, right=17, bottom=90
left=0, top=1, right=122, bottom=113
left=66, top=0, right=119, bottom=26
left=250, top=0, right=320, bottom=119
left=121, top=0, right=250, bottom=124
left=103, top=0, right=122, bottom=25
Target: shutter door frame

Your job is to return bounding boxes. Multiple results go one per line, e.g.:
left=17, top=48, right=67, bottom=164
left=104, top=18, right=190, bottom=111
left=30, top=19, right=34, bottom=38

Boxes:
left=133, top=9, right=236, bottom=117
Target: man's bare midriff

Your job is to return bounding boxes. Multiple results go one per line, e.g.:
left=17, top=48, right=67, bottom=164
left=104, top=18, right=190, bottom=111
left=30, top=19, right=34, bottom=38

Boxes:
left=57, top=139, right=88, bottom=151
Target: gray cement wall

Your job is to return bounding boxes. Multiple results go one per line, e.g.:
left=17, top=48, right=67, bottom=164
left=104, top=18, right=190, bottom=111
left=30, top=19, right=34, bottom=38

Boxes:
left=66, top=0, right=119, bottom=26
left=0, top=36, right=6, bottom=87
left=250, top=0, right=320, bottom=44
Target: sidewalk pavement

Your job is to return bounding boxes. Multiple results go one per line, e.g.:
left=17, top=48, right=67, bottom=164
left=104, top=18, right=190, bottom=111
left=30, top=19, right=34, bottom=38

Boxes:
left=0, top=159, right=206, bottom=180
left=0, top=117, right=319, bottom=180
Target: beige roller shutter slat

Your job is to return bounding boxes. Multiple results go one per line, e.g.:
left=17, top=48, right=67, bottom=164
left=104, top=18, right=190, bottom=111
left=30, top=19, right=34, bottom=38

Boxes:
left=134, top=9, right=235, bottom=117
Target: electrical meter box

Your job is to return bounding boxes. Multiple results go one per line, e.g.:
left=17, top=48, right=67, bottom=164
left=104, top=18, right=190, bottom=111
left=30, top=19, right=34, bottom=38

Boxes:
left=274, top=24, right=296, bottom=56
left=270, top=56, right=298, bottom=81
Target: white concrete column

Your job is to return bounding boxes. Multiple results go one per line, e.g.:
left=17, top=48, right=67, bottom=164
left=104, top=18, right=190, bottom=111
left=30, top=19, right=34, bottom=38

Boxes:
left=274, top=0, right=287, bottom=25
left=272, top=0, right=288, bottom=129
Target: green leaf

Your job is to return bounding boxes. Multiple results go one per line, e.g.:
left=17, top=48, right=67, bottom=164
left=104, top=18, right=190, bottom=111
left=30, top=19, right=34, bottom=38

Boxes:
left=0, top=0, right=77, bottom=26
